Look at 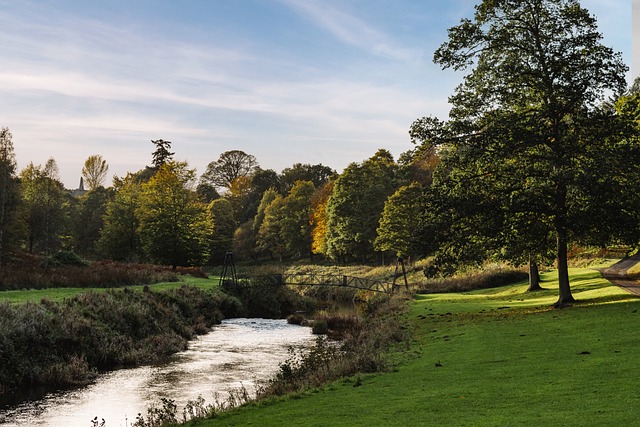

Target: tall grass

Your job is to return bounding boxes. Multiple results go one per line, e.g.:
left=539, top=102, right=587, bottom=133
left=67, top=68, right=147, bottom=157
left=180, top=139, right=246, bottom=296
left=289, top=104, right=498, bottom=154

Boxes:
left=258, top=293, right=411, bottom=398
left=0, top=286, right=242, bottom=394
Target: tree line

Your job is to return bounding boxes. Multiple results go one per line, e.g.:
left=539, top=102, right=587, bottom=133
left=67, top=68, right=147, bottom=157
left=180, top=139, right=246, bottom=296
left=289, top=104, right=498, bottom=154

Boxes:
left=0, top=133, right=438, bottom=270
left=1, top=0, right=639, bottom=307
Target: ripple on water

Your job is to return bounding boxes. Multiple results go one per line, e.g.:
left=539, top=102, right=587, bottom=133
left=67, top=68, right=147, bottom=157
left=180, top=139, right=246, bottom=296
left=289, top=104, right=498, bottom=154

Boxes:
left=0, top=318, right=315, bottom=427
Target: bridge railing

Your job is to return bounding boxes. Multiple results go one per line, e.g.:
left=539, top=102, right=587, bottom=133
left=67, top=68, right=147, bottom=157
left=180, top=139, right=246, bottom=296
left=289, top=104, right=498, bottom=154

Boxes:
left=221, top=273, right=404, bottom=294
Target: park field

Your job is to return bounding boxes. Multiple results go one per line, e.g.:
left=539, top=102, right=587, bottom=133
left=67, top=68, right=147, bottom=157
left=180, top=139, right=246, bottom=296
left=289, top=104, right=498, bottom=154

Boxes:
left=188, top=264, right=640, bottom=426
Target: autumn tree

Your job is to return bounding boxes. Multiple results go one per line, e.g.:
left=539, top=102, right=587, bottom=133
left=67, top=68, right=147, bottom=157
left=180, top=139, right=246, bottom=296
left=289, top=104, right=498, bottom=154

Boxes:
left=137, top=161, right=212, bottom=268
left=81, top=154, right=109, bottom=190
left=415, top=0, right=630, bottom=305
left=310, top=180, right=334, bottom=256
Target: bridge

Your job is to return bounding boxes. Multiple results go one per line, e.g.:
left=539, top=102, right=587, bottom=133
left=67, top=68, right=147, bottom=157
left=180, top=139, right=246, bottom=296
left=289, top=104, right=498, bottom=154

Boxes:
left=251, top=273, right=404, bottom=293
left=219, top=253, right=409, bottom=294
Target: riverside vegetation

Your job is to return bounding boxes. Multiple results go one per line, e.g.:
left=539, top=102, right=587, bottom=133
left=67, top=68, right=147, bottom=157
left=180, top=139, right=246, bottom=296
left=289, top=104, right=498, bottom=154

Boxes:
left=177, top=260, right=640, bottom=427
left=0, top=252, right=319, bottom=396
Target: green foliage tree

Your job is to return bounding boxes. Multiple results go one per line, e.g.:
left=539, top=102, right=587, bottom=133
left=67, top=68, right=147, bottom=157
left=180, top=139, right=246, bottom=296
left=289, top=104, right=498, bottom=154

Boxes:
left=81, top=154, right=109, bottom=190
left=208, top=198, right=237, bottom=265
left=325, top=149, right=399, bottom=263
left=280, top=180, right=315, bottom=259
left=280, top=163, right=335, bottom=194
left=375, top=182, right=424, bottom=260
left=18, top=158, right=68, bottom=254
left=256, top=194, right=287, bottom=261
left=0, top=127, right=18, bottom=268
left=72, top=187, right=111, bottom=257
left=240, top=168, right=281, bottom=223
left=137, top=161, right=212, bottom=268
left=151, top=139, right=174, bottom=169
left=415, top=0, right=630, bottom=305
left=97, top=173, right=142, bottom=261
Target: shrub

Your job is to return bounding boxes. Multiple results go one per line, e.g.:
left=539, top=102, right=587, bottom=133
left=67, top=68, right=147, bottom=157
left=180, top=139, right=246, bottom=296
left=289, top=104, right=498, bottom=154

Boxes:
left=44, top=250, right=89, bottom=267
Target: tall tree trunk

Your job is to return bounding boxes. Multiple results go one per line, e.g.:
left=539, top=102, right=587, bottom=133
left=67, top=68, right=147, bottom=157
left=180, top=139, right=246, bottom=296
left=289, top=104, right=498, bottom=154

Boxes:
left=527, top=253, right=542, bottom=292
left=554, top=183, right=575, bottom=307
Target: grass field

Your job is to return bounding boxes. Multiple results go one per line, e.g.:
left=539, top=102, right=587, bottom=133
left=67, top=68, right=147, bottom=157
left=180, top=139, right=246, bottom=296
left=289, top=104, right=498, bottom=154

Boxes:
left=187, top=264, right=640, bottom=426
left=0, top=276, right=221, bottom=304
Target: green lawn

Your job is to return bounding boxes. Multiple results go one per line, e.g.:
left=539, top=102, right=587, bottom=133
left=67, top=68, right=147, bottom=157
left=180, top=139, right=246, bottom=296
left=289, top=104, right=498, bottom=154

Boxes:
left=189, top=266, right=640, bottom=426
left=0, top=276, right=221, bottom=304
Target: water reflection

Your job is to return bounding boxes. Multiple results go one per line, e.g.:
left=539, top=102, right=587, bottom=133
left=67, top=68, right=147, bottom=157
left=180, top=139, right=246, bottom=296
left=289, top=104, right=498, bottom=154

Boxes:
left=0, top=318, right=315, bottom=427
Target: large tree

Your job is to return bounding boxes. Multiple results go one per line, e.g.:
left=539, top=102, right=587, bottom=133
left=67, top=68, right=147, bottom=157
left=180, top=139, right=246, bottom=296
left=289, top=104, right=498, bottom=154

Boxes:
left=325, top=149, right=399, bottom=263
left=414, top=0, right=630, bottom=306
left=200, top=150, right=258, bottom=191
left=137, top=161, right=212, bottom=268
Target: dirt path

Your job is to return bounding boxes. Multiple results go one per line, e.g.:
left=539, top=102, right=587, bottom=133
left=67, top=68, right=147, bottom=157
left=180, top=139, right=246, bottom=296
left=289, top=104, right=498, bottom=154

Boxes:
left=599, top=254, right=640, bottom=296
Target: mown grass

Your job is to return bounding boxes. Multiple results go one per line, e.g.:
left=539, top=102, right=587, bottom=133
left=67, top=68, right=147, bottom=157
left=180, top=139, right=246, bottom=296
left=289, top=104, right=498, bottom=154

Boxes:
left=0, top=276, right=221, bottom=304
left=186, top=264, right=640, bottom=426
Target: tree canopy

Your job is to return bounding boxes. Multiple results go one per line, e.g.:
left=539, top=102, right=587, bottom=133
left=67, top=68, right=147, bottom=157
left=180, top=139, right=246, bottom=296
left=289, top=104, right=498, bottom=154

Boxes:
left=413, top=0, right=634, bottom=306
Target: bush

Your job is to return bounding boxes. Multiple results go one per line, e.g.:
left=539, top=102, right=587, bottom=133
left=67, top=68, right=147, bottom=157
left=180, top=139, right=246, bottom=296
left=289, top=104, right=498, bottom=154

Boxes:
left=44, top=251, right=89, bottom=267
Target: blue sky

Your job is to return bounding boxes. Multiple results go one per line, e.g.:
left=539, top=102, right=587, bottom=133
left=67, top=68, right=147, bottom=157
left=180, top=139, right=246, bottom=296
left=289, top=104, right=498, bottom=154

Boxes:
left=0, top=0, right=632, bottom=188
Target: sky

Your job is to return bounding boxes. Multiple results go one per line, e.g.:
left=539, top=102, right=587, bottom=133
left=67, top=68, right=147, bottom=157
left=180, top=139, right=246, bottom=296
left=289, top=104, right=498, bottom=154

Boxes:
left=0, top=0, right=633, bottom=189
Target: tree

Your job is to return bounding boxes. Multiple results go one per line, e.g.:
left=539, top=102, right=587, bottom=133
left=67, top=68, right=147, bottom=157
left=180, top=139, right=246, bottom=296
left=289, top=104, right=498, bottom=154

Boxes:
left=208, top=198, right=237, bottom=264
left=417, top=0, right=629, bottom=306
left=72, top=187, right=111, bottom=257
left=0, top=127, right=18, bottom=268
left=81, top=155, right=109, bottom=190
left=97, top=173, right=142, bottom=261
left=19, top=159, right=68, bottom=254
left=310, top=180, right=334, bottom=256
left=280, top=180, right=315, bottom=259
left=256, top=194, right=287, bottom=261
left=280, top=163, right=335, bottom=193
left=137, top=161, right=212, bottom=268
left=325, top=149, right=399, bottom=263
left=375, top=182, right=424, bottom=260
left=201, top=150, right=258, bottom=191
left=151, top=139, right=174, bottom=169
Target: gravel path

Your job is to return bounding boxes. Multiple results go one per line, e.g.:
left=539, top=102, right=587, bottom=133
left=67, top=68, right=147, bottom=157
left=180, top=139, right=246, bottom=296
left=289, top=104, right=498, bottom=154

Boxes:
left=600, top=254, right=640, bottom=296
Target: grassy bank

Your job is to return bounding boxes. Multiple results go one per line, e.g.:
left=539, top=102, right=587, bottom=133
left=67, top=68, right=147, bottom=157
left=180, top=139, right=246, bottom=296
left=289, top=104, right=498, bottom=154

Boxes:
left=186, top=265, right=640, bottom=426
left=0, top=276, right=220, bottom=304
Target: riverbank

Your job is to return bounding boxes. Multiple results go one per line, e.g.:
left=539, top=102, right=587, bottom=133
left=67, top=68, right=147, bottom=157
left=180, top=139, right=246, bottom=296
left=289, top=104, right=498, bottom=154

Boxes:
left=0, top=285, right=243, bottom=396
left=187, top=263, right=640, bottom=426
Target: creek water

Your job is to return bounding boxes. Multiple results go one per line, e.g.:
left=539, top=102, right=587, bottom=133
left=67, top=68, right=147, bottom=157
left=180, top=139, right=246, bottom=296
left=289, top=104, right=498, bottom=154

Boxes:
left=0, top=318, right=317, bottom=427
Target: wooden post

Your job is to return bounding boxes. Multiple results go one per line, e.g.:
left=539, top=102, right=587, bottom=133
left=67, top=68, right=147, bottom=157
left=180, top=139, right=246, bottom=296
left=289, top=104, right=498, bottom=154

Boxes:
left=392, top=257, right=409, bottom=292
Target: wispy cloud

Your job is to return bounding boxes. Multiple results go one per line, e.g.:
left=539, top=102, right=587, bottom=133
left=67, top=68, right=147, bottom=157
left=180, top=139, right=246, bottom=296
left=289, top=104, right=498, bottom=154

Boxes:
left=277, top=0, right=422, bottom=61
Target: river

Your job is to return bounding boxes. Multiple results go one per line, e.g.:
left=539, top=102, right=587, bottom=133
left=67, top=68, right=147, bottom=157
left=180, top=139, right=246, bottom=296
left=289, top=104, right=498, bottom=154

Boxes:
left=0, top=318, right=317, bottom=427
